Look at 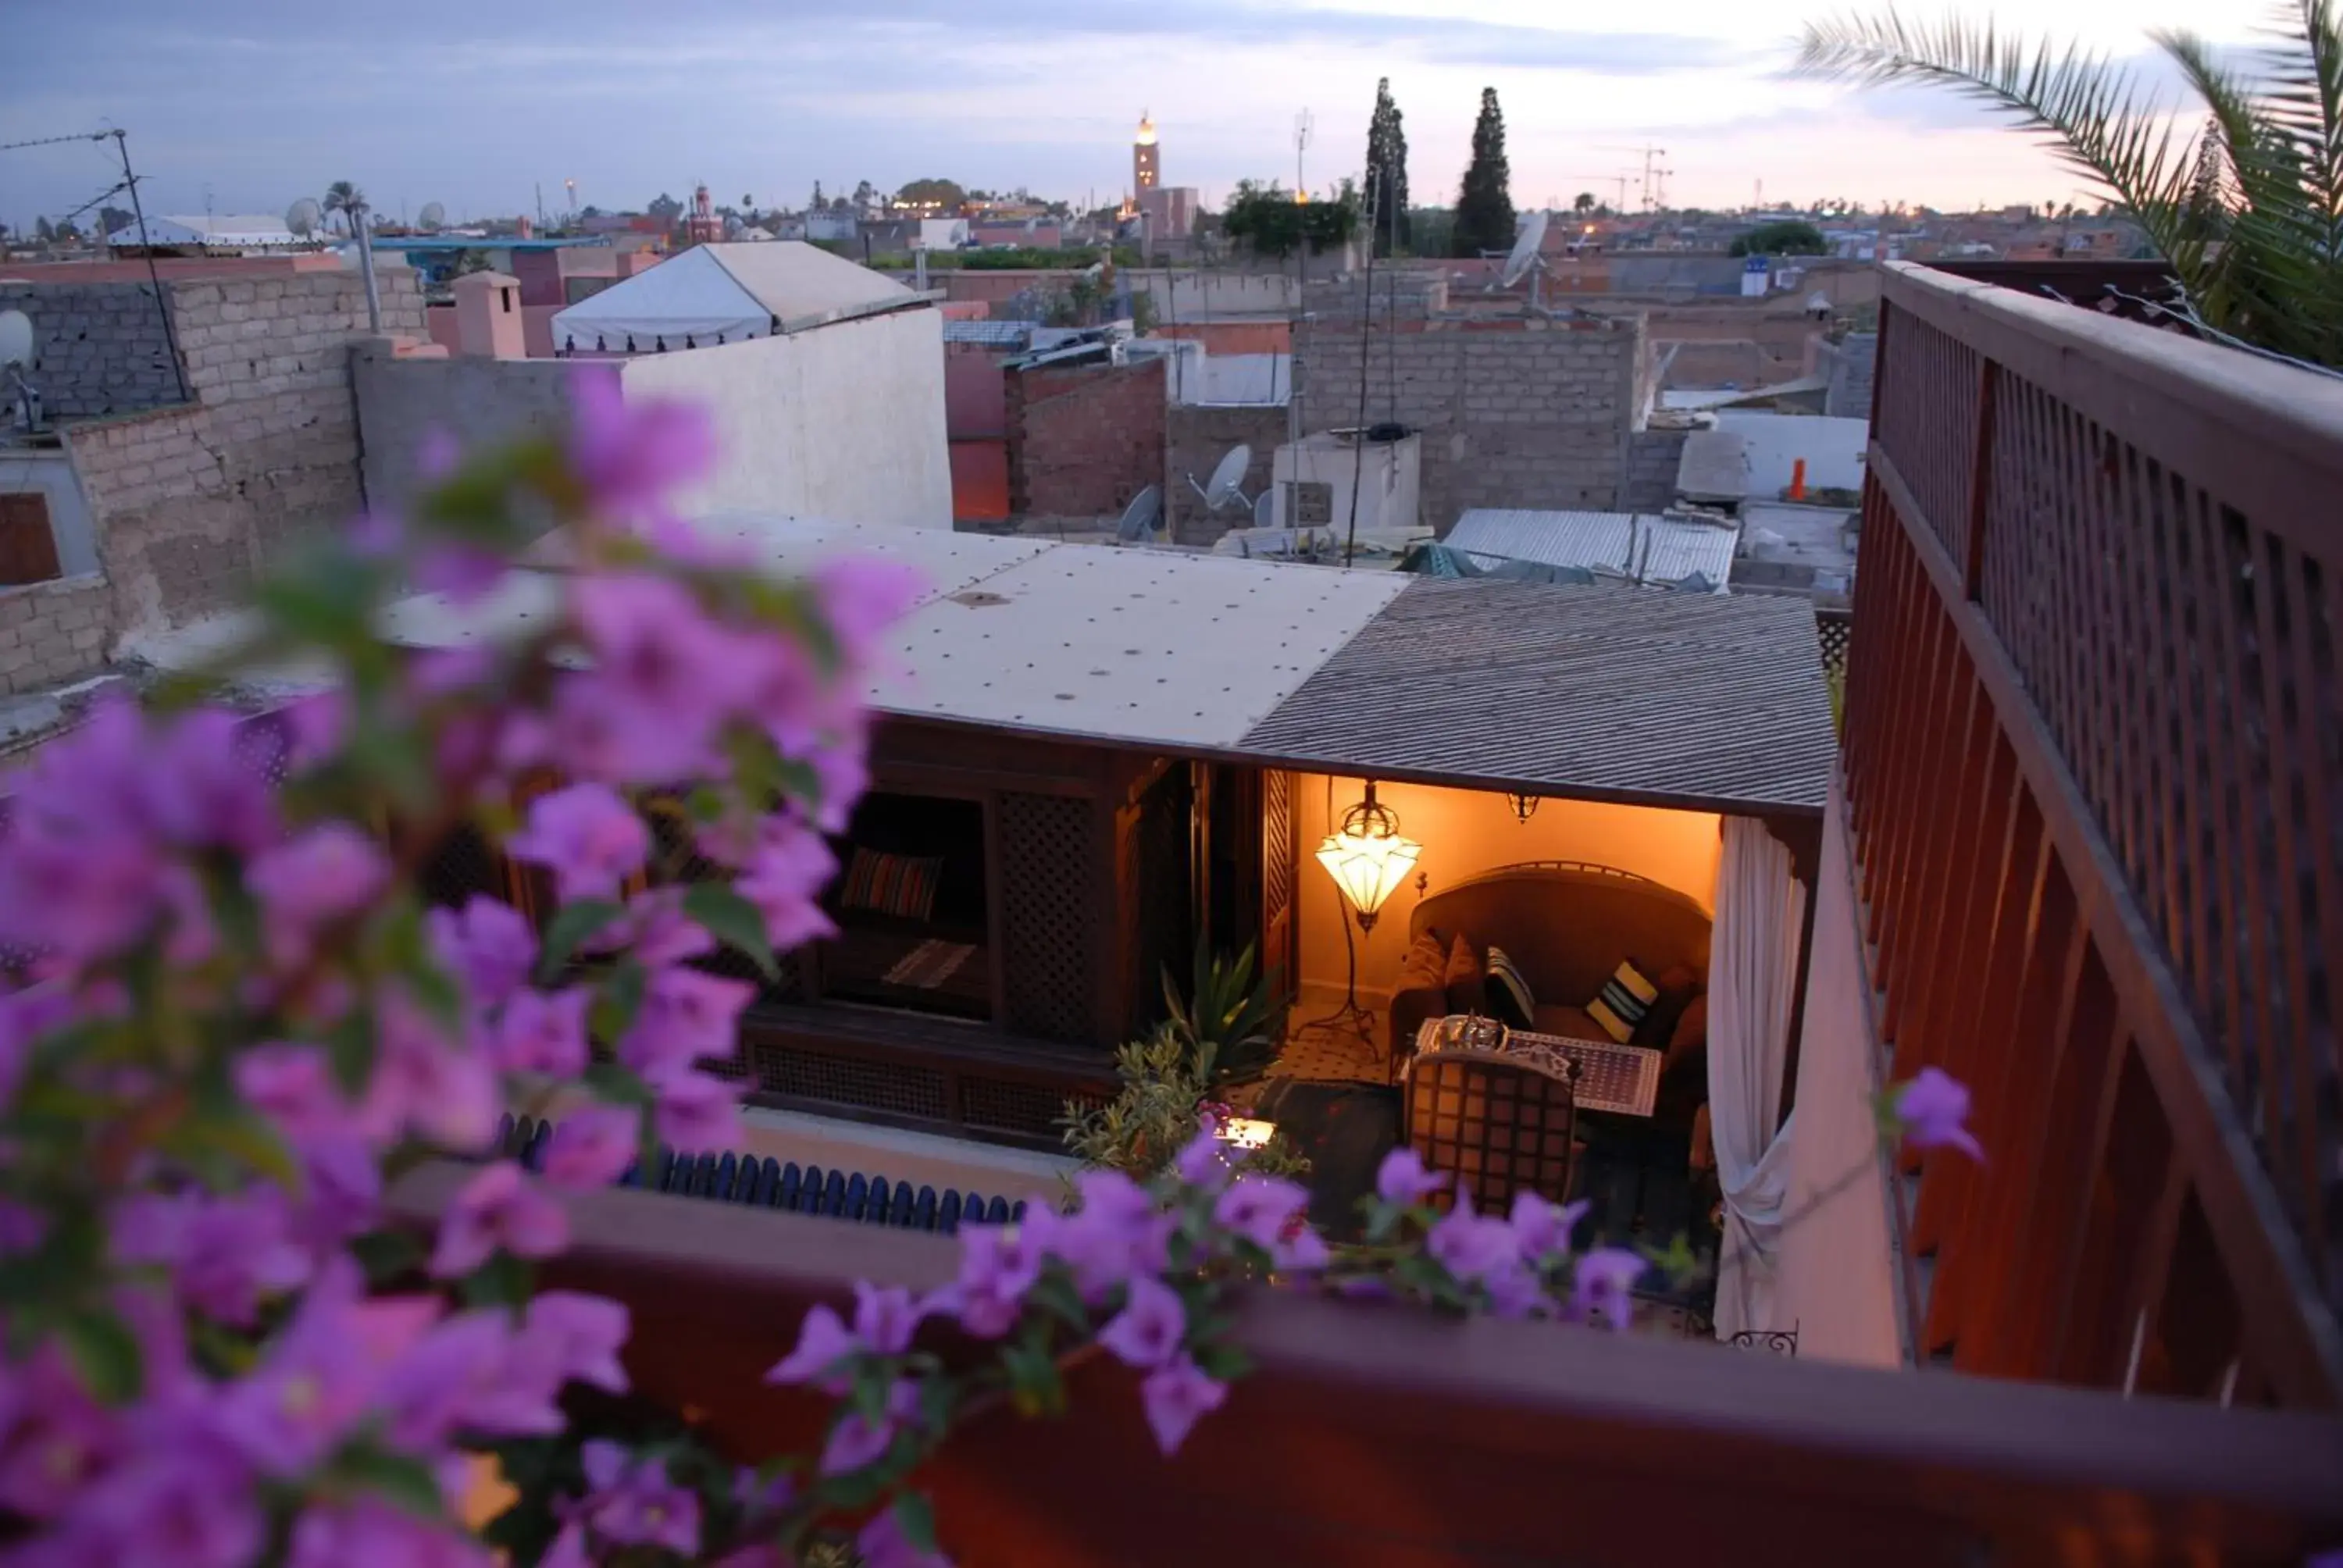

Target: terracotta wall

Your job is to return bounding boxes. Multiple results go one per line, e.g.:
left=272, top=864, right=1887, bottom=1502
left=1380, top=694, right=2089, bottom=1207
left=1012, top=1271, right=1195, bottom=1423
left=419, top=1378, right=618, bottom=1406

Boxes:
left=1004, top=356, right=1166, bottom=522
left=1288, top=773, right=1723, bottom=1010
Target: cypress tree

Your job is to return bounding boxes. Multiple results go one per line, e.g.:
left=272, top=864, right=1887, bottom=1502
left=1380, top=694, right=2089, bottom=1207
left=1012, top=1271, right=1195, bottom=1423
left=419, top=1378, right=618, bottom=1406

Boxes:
left=1453, top=87, right=1516, bottom=257
left=1364, top=78, right=1412, bottom=256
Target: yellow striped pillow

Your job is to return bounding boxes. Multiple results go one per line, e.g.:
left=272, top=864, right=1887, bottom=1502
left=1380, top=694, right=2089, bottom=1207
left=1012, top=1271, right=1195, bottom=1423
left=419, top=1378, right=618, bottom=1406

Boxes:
left=1585, top=959, right=1659, bottom=1044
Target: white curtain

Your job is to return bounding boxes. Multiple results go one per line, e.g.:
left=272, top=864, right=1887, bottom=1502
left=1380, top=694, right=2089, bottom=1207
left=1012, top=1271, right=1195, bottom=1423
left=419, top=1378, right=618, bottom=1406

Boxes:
left=1707, top=817, right=1807, bottom=1337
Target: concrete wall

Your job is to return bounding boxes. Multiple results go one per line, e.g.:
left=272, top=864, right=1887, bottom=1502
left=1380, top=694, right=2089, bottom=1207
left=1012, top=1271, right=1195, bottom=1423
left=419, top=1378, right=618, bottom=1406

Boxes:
left=620, top=306, right=952, bottom=529
left=1004, top=355, right=1165, bottom=523
left=1294, top=313, right=1644, bottom=533
left=1820, top=331, right=1878, bottom=420
left=1290, top=773, right=1723, bottom=1013
left=352, top=346, right=587, bottom=514
left=0, top=574, right=112, bottom=695
left=0, top=282, right=182, bottom=418
left=1165, top=401, right=1285, bottom=543
left=1714, top=411, right=1868, bottom=497
left=1607, top=252, right=1747, bottom=297
left=1621, top=428, right=1689, bottom=511
left=60, top=269, right=428, bottom=639
left=1136, top=269, right=1297, bottom=319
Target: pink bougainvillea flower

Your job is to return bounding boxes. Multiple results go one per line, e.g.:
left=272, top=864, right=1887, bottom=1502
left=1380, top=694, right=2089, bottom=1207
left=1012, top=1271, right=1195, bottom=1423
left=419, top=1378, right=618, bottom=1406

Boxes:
left=287, top=1497, right=493, bottom=1568
left=1892, top=1067, right=1985, bottom=1161
left=857, top=1502, right=954, bottom=1568
left=381, top=1309, right=565, bottom=1446
left=731, top=818, right=840, bottom=950
left=507, top=782, right=651, bottom=903
left=600, top=888, right=714, bottom=968
left=1138, top=1354, right=1227, bottom=1456
left=67, top=1443, right=265, bottom=1568
left=819, top=1378, right=921, bottom=1477
left=114, top=1186, right=311, bottom=1326
left=0, top=1352, right=122, bottom=1519
left=1374, top=1147, right=1446, bottom=1206
left=541, top=1106, right=638, bottom=1191
left=567, top=369, right=715, bottom=520
left=1272, top=1224, right=1330, bottom=1273
left=212, top=1258, right=429, bottom=1476
left=570, top=572, right=754, bottom=781
left=1568, top=1247, right=1649, bottom=1331
left=234, top=1042, right=353, bottom=1146
left=426, top=896, right=538, bottom=1011
left=853, top=1281, right=933, bottom=1356
left=576, top=1441, right=703, bottom=1555
left=1099, top=1275, right=1188, bottom=1369
left=415, top=542, right=508, bottom=606
left=516, top=1291, right=630, bottom=1395
left=647, top=1066, right=743, bottom=1153
left=492, top=985, right=592, bottom=1077
left=429, top=1160, right=569, bottom=1278
left=359, top=989, right=499, bottom=1153
left=765, top=1304, right=861, bottom=1396
left=245, top=822, right=390, bottom=967
left=1213, top=1176, right=1311, bottom=1253
left=1509, top=1192, right=1591, bottom=1265
left=1172, top=1115, right=1231, bottom=1190
left=1047, top=1171, right=1170, bottom=1300
left=618, top=964, right=754, bottom=1080
left=1426, top=1196, right=1520, bottom=1287
left=146, top=707, right=280, bottom=855
left=935, top=1222, right=1045, bottom=1339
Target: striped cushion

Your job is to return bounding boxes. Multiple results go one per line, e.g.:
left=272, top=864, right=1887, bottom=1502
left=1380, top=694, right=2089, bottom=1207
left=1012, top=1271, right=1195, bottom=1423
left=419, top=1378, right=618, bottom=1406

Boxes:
left=1483, top=945, right=1536, bottom=1028
left=1585, top=959, right=1659, bottom=1044
left=840, top=849, right=943, bottom=921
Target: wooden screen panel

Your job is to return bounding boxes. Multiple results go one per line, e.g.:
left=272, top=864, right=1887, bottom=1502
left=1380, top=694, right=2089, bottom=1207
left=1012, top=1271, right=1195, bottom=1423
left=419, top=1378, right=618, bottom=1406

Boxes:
left=1260, top=768, right=1296, bottom=1000
left=999, top=790, right=1098, bottom=1044
left=1873, top=308, right=1981, bottom=566
left=1403, top=1055, right=1578, bottom=1217
left=0, top=494, right=60, bottom=586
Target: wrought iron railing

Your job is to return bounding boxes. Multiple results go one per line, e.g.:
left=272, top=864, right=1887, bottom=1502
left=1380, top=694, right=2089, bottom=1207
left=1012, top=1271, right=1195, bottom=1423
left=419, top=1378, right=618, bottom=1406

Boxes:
left=1846, top=262, right=2343, bottom=1406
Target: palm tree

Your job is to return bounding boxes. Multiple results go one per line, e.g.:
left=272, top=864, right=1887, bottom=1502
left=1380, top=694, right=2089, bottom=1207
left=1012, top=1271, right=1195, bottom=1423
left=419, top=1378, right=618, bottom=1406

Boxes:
left=1796, top=2, right=2343, bottom=368
left=320, top=180, right=381, bottom=332
left=1574, top=191, right=1597, bottom=215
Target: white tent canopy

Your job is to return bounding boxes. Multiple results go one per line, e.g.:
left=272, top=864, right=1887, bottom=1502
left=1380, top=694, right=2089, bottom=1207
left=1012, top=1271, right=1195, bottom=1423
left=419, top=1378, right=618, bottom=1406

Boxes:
left=549, top=242, right=919, bottom=355
left=108, top=215, right=301, bottom=248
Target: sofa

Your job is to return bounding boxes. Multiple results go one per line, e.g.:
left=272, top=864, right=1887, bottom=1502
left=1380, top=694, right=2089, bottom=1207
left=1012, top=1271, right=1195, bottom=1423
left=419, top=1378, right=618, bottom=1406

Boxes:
left=1388, top=861, right=1712, bottom=1076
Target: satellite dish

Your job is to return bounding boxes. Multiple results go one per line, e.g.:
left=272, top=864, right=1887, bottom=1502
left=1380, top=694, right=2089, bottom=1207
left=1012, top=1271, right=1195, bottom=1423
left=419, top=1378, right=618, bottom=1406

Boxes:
left=1501, top=211, right=1551, bottom=289
left=418, top=201, right=446, bottom=233
left=0, top=311, right=33, bottom=373
left=1114, top=485, right=1163, bottom=543
left=1251, top=490, right=1273, bottom=529
left=285, top=198, right=322, bottom=238
left=1204, top=445, right=1251, bottom=509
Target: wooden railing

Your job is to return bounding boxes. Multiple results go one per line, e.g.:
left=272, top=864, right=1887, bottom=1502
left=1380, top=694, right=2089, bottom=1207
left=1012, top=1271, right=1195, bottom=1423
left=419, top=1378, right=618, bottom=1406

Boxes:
left=1845, top=262, right=2343, bottom=1406
left=391, top=1166, right=2343, bottom=1565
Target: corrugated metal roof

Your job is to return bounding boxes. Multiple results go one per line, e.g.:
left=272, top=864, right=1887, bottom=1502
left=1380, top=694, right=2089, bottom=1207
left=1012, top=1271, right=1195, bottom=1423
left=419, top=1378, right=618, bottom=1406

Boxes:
left=1446, top=509, right=1739, bottom=588
left=1239, top=578, right=1835, bottom=811
left=942, top=319, right=1036, bottom=347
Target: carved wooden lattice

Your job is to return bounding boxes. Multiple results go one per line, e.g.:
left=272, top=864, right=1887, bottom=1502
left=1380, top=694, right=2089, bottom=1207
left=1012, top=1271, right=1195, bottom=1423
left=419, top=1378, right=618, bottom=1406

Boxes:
left=752, top=1042, right=950, bottom=1122
left=961, top=1076, right=1102, bottom=1141
left=999, top=791, right=1095, bottom=1042
left=1261, top=768, right=1295, bottom=992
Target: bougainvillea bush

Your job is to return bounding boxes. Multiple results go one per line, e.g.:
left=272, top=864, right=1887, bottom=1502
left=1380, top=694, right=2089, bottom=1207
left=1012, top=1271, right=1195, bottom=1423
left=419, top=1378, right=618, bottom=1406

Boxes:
left=0, top=376, right=1979, bottom=1568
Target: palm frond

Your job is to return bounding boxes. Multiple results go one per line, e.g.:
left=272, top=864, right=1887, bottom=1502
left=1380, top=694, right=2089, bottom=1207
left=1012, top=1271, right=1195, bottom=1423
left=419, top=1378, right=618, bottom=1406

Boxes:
left=1795, top=10, right=2202, bottom=265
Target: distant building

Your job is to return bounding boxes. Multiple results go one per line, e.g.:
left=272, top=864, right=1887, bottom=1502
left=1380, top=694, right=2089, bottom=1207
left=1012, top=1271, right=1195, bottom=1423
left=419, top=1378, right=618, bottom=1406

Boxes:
left=1138, top=187, right=1198, bottom=245
left=1134, top=111, right=1159, bottom=198
left=683, top=185, right=722, bottom=246
left=104, top=215, right=305, bottom=252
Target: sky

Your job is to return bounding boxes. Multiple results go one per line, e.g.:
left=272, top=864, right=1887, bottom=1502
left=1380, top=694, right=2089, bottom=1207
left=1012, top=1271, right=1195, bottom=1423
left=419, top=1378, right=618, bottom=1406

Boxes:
left=2, top=0, right=2263, bottom=233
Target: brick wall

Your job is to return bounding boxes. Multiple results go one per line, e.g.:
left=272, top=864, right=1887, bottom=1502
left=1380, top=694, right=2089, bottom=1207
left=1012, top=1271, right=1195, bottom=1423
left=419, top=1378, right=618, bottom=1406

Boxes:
left=0, top=574, right=112, bottom=695
left=1621, top=429, right=1689, bottom=511
left=1166, top=403, right=1284, bottom=543
left=0, top=283, right=182, bottom=418
left=1293, top=313, right=1643, bottom=532
left=62, top=269, right=426, bottom=636
left=1004, top=356, right=1166, bottom=523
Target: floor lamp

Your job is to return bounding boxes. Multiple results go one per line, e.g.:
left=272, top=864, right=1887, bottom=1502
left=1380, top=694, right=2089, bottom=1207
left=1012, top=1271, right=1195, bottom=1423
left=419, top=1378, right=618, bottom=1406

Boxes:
left=1300, top=781, right=1421, bottom=1046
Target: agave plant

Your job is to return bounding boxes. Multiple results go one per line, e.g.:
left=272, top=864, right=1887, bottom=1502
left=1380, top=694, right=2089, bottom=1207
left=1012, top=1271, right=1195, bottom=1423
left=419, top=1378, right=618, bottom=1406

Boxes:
left=1796, top=2, right=2343, bottom=367
left=1162, top=939, right=1284, bottom=1088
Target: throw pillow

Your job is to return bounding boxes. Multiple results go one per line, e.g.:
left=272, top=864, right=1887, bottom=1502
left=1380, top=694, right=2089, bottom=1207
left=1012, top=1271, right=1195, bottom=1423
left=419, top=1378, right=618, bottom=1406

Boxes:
left=1668, top=992, right=1710, bottom=1057
left=1586, top=958, right=1659, bottom=1044
left=1634, top=964, right=1702, bottom=1048
left=840, top=848, right=943, bottom=921
left=1443, top=932, right=1485, bottom=1014
left=1398, top=929, right=1447, bottom=992
left=1483, top=946, right=1536, bottom=1029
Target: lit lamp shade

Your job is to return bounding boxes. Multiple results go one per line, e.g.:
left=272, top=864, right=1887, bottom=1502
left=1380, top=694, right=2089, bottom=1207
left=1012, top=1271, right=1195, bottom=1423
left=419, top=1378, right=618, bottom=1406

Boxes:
left=1315, top=825, right=1420, bottom=929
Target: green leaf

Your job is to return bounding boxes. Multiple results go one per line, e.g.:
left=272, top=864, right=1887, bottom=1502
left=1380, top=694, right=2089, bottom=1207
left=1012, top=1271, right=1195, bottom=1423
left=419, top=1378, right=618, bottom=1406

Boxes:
left=333, top=1445, right=448, bottom=1516
left=348, top=1228, right=426, bottom=1286
left=1191, top=1341, right=1254, bottom=1383
left=459, top=1250, right=534, bottom=1310
left=681, top=883, right=779, bottom=978
left=326, top=1011, right=379, bottom=1096
left=59, top=1308, right=144, bottom=1403
left=893, top=1491, right=939, bottom=1554
left=590, top=960, right=648, bottom=1043
left=580, top=1062, right=655, bottom=1107
left=537, top=899, right=624, bottom=982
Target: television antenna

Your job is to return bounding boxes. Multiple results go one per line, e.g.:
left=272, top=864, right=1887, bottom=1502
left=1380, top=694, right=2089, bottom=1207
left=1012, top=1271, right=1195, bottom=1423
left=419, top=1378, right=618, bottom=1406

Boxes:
left=1114, top=484, right=1164, bottom=543
left=1500, top=210, right=1552, bottom=309
left=1185, top=444, right=1257, bottom=516
left=0, top=309, right=43, bottom=432
left=285, top=197, right=322, bottom=238
left=1293, top=109, right=1314, bottom=199
left=417, top=201, right=446, bottom=233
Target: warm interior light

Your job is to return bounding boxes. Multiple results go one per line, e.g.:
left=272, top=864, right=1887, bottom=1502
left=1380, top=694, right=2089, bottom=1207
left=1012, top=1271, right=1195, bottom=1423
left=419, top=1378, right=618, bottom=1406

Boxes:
left=1314, top=782, right=1421, bottom=932
left=1214, top=1117, right=1277, bottom=1150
